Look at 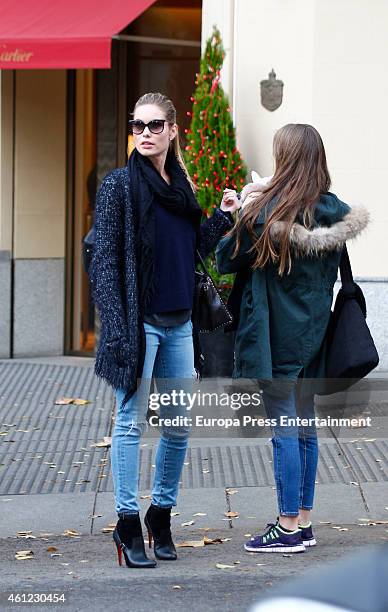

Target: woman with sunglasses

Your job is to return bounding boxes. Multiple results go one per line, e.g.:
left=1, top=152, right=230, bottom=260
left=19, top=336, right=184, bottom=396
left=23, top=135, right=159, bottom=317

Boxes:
left=90, top=92, right=240, bottom=568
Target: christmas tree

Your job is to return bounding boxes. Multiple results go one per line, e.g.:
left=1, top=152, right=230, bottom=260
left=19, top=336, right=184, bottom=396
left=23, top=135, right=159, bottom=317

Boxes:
left=184, top=26, right=247, bottom=290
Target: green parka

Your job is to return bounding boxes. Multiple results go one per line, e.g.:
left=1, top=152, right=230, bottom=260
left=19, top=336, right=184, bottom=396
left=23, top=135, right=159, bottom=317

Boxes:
left=215, top=191, right=369, bottom=381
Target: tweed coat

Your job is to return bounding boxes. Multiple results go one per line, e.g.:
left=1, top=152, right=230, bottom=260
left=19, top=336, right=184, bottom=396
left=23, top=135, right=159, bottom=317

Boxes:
left=215, top=191, right=370, bottom=381
left=89, top=167, right=233, bottom=401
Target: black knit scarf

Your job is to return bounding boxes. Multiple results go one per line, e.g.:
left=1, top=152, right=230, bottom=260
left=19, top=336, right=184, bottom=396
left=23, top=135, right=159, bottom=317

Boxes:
left=126, top=147, right=202, bottom=392
left=127, top=147, right=202, bottom=311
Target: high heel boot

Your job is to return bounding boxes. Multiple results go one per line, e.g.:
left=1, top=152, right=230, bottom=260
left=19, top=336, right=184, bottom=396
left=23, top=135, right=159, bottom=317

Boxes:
left=144, top=504, right=177, bottom=560
left=113, top=513, right=156, bottom=568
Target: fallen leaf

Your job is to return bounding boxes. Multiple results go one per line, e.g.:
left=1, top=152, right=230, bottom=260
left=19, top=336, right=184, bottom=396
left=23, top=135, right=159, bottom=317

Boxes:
left=72, top=399, right=91, bottom=405
left=55, top=398, right=74, bottom=405
left=176, top=539, right=204, bottom=548
left=193, top=512, right=207, bottom=517
left=171, top=512, right=180, bottom=517
left=101, top=525, right=115, bottom=533
left=181, top=520, right=195, bottom=527
left=216, top=563, right=235, bottom=569
left=90, top=441, right=111, bottom=448
left=63, top=529, right=80, bottom=537
left=46, top=547, right=58, bottom=552
left=225, top=488, right=238, bottom=495
left=224, top=511, right=239, bottom=518
left=140, top=495, right=152, bottom=500
left=203, top=536, right=223, bottom=545
left=15, top=550, right=34, bottom=560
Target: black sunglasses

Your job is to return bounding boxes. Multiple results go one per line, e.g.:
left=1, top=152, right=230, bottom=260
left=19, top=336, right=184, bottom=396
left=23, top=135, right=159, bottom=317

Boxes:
left=128, top=119, right=170, bottom=135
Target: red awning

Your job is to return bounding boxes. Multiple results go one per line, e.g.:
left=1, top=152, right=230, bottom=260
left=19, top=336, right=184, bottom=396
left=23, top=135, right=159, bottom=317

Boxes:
left=0, top=0, right=156, bottom=69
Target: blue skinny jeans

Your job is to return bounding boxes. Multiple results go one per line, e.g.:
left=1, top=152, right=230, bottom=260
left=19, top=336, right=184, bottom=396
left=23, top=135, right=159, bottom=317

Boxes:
left=262, top=383, right=318, bottom=517
left=111, top=320, right=195, bottom=517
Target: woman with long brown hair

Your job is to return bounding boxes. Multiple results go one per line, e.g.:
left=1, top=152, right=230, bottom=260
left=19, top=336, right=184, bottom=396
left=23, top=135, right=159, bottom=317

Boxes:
left=90, top=92, right=239, bottom=568
left=216, top=123, right=369, bottom=553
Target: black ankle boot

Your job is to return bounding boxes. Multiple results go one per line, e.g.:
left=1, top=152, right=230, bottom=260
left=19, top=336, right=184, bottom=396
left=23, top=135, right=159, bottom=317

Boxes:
left=113, top=513, right=156, bottom=568
left=144, top=504, right=177, bottom=560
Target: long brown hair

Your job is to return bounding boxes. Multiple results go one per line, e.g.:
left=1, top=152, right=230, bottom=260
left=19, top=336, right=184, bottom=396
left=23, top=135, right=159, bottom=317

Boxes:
left=231, top=123, right=331, bottom=275
left=132, top=92, right=196, bottom=191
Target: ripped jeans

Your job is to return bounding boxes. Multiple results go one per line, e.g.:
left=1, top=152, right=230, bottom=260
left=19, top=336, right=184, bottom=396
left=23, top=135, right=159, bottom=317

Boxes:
left=111, top=320, right=195, bottom=517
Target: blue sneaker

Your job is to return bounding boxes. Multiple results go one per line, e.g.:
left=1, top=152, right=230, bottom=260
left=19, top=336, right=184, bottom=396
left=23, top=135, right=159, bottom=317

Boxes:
left=299, top=522, right=316, bottom=547
left=244, top=522, right=305, bottom=553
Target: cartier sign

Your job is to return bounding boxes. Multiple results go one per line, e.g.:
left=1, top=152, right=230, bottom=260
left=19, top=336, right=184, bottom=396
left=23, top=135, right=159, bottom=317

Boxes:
left=0, top=45, right=33, bottom=63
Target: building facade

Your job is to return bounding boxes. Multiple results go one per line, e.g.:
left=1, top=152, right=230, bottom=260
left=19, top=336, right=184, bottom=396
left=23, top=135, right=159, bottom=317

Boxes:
left=202, top=0, right=388, bottom=370
left=0, top=0, right=202, bottom=359
left=1, top=0, right=387, bottom=370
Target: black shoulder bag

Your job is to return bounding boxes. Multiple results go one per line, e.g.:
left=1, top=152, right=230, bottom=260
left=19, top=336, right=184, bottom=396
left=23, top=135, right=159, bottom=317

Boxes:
left=324, top=245, right=379, bottom=390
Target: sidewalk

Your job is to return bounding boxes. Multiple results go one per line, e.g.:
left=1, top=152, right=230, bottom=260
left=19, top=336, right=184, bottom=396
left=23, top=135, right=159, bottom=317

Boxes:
left=0, top=358, right=387, bottom=611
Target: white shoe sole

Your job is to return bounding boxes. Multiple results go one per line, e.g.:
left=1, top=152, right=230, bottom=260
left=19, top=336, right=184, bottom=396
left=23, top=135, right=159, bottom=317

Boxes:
left=303, top=539, right=316, bottom=547
left=244, top=544, right=305, bottom=553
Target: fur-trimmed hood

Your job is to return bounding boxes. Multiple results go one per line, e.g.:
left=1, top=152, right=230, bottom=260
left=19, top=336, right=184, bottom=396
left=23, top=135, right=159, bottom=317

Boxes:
left=242, top=189, right=370, bottom=255
left=270, top=205, right=370, bottom=255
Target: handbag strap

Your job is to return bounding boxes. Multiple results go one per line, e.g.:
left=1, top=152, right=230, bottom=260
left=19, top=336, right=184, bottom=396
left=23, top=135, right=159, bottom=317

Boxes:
left=196, top=249, right=210, bottom=276
left=339, top=245, right=356, bottom=296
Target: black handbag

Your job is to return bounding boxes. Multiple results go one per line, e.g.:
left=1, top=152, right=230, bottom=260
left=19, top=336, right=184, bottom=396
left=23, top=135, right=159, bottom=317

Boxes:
left=324, top=245, right=379, bottom=391
left=193, top=250, right=233, bottom=333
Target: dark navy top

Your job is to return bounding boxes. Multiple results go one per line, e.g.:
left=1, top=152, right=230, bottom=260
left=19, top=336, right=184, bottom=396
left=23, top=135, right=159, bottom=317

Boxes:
left=144, top=197, right=197, bottom=317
